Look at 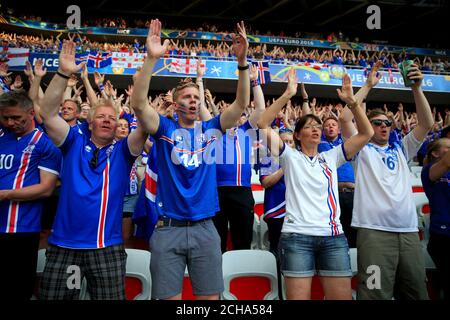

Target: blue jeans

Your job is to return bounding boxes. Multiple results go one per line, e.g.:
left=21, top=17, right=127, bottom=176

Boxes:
left=279, top=233, right=352, bottom=277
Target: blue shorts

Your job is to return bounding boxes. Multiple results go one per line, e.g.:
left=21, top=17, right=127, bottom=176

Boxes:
left=279, top=233, right=352, bottom=278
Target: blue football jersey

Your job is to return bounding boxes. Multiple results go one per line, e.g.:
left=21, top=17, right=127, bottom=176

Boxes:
left=216, top=121, right=257, bottom=187
left=318, top=134, right=355, bottom=183
left=48, top=126, right=136, bottom=249
left=259, top=155, right=286, bottom=220
left=0, top=128, right=62, bottom=233
left=151, top=114, right=222, bottom=221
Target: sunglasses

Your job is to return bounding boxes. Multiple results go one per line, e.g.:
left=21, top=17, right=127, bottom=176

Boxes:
left=371, top=119, right=393, bottom=127
left=89, top=148, right=99, bottom=169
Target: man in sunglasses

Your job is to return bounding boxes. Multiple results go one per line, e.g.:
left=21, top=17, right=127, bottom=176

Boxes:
left=340, top=63, right=434, bottom=300
left=37, top=40, right=148, bottom=300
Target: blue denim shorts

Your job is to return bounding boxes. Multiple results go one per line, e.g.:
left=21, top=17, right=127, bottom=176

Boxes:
left=279, top=233, right=352, bottom=277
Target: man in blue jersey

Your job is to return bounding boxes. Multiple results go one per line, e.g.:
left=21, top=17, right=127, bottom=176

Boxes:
left=38, top=40, right=149, bottom=300
left=318, top=116, right=357, bottom=247
left=0, top=91, right=61, bottom=300
left=131, top=19, right=250, bottom=300
left=214, top=64, right=265, bottom=253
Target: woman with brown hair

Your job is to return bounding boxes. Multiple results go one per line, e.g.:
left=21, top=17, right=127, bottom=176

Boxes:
left=257, top=68, right=374, bottom=300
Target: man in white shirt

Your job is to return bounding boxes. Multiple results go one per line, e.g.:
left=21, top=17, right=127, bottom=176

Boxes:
left=341, top=63, right=434, bottom=300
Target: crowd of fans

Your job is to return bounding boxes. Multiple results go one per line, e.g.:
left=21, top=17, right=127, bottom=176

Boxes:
left=1, top=18, right=449, bottom=302
left=1, top=31, right=450, bottom=74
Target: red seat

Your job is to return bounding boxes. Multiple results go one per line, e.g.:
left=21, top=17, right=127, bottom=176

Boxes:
left=426, top=269, right=441, bottom=300
left=226, top=229, right=233, bottom=251
left=311, top=276, right=325, bottom=300
left=125, top=277, right=143, bottom=300
left=182, top=277, right=196, bottom=300
left=254, top=203, right=264, bottom=217
left=251, top=184, right=264, bottom=191
left=229, top=276, right=271, bottom=300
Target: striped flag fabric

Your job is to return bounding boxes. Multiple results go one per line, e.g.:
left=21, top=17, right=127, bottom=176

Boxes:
left=132, top=141, right=159, bottom=240
left=0, top=47, right=29, bottom=66
left=87, top=51, right=112, bottom=69
left=251, top=60, right=271, bottom=84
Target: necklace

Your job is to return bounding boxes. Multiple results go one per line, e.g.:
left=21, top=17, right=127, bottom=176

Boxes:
left=300, top=151, right=319, bottom=167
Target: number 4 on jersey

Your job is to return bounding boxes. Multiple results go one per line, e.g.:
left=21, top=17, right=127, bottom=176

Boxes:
left=180, top=153, right=200, bottom=168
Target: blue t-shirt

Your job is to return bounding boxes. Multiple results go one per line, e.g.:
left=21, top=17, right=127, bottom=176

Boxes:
left=259, top=155, right=286, bottom=220
left=418, top=130, right=441, bottom=157
left=389, top=128, right=403, bottom=145
left=318, top=134, right=355, bottom=183
left=49, top=126, right=136, bottom=249
left=0, top=128, right=61, bottom=233
left=333, top=55, right=344, bottom=65
left=152, top=114, right=223, bottom=221
left=216, top=121, right=256, bottom=188
left=271, top=118, right=286, bottom=129
left=421, top=164, right=450, bottom=236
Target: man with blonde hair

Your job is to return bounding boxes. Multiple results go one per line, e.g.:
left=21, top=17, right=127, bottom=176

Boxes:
left=38, top=40, right=148, bottom=300
left=131, top=19, right=250, bottom=300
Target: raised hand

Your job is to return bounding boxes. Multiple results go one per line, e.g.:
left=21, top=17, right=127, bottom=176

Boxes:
left=67, top=75, right=78, bottom=88
left=164, top=89, right=173, bottom=104
left=300, top=82, right=308, bottom=99
left=0, top=63, right=11, bottom=77
left=34, top=59, right=47, bottom=78
left=125, top=85, right=134, bottom=97
left=80, top=64, right=88, bottom=80
left=284, top=67, right=298, bottom=98
left=366, top=60, right=382, bottom=88
left=73, top=84, right=84, bottom=97
left=116, top=94, right=125, bottom=105
left=58, top=40, right=85, bottom=76
left=310, top=97, right=317, bottom=109
left=337, top=73, right=357, bottom=107
left=24, top=61, right=34, bottom=81
left=12, top=75, right=23, bottom=89
left=196, top=57, right=206, bottom=79
left=146, top=19, right=170, bottom=60
left=249, top=64, right=258, bottom=81
left=94, top=71, right=105, bottom=87
left=232, top=21, right=248, bottom=64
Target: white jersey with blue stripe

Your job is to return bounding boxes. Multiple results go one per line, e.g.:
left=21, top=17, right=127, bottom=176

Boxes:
left=351, top=131, right=423, bottom=232
left=48, top=126, right=137, bottom=249
left=0, top=128, right=61, bottom=233
left=152, top=114, right=222, bottom=221
left=216, top=121, right=257, bottom=187
left=279, top=143, right=348, bottom=236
